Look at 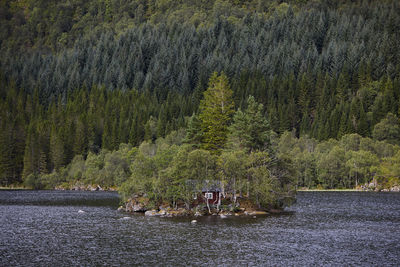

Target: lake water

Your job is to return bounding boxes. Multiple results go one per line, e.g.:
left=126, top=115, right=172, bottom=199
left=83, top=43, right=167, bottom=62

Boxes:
left=1, top=190, right=399, bottom=266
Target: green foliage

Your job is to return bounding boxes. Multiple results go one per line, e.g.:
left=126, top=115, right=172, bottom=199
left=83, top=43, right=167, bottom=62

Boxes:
left=184, top=113, right=202, bottom=147
left=228, top=95, right=271, bottom=152
left=0, top=81, right=192, bottom=186
left=83, top=151, right=106, bottom=184
left=278, top=131, right=400, bottom=189
left=1, top=1, right=400, bottom=196
left=199, top=72, right=235, bottom=153
left=372, top=113, right=400, bottom=145
left=49, top=125, right=64, bottom=171
left=218, top=150, right=248, bottom=199
left=1, top=0, right=334, bottom=53
left=24, top=174, right=43, bottom=190
left=68, top=155, right=85, bottom=182
left=345, top=150, right=379, bottom=187
left=377, top=151, right=400, bottom=178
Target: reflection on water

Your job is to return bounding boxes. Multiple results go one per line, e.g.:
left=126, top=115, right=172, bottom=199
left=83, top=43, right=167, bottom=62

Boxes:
left=1, top=190, right=399, bottom=266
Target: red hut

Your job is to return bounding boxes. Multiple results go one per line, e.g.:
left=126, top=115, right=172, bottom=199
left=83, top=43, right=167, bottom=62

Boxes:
left=202, top=190, right=220, bottom=205
left=187, top=180, right=223, bottom=206
left=201, top=180, right=222, bottom=206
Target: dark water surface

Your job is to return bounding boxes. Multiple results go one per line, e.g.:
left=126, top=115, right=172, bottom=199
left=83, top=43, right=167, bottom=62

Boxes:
left=1, top=191, right=399, bottom=266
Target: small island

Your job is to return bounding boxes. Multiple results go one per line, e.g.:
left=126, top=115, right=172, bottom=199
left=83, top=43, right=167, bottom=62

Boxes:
left=116, top=73, right=297, bottom=216
left=120, top=179, right=292, bottom=217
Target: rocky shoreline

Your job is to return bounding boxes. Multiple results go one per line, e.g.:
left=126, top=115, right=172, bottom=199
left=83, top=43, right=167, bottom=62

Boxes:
left=118, top=196, right=275, bottom=217
left=360, top=183, right=400, bottom=192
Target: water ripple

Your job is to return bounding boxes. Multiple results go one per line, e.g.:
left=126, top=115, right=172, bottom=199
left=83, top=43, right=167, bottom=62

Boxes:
left=1, top=191, right=400, bottom=266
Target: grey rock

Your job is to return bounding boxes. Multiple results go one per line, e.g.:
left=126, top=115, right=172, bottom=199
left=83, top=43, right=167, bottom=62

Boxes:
left=117, top=206, right=125, bottom=212
left=133, top=204, right=146, bottom=212
left=145, top=210, right=158, bottom=216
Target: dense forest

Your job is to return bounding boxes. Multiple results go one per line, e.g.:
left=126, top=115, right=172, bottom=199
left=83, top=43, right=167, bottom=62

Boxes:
left=0, top=0, right=399, bottom=193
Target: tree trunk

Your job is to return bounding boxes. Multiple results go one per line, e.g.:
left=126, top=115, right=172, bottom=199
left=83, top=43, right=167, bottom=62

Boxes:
left=206, top=195, right=211, bottom=214
left=233, top=177, right=237, bottom=205
left=217, top=192, right=221, bottom=212
left=356, top=172, right=358, bottom=188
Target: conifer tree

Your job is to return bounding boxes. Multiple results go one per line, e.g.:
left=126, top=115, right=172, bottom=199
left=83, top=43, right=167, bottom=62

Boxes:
left=184, top=113, right=202, bottom=147
left=22, top=124, right=36, bottom=179
left=50, top=125, right=64, bottom=171
left=144, top=116, right=157, bottom=143
left=156, top=107, right=167, bottom=138
left=298, top=73, right=310, bottom=115
left=336, top=73, right=349, bottom=102
left=357, top=103, right=369, bottom=136
left=73, top=117, right=87, bottom=156
left=228, top=95, right=271, bottom=152
left=199, top=72, right=234, bottom=154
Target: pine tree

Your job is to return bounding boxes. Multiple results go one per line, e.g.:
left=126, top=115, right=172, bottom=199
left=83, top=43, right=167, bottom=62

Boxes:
left=156, top=107, right=167, bottom=138
left=144, top=116, right=157, bottom=143
left=22, top=124, right=36, bottom=179
left=0, top=123, right=15, bottom=185
left=383, top=78, right=397, bottom=114
left=73, top=117, right=87, bottom=156
left=50, top=125, right=64, bottom=171
left=300, top=110, right=311, bottom=137
left=129, top=118, right=139, bottom=146
left=228, top=95, right=271, bottom=152
left=102, top=120, right=112, bottom=151
left=349, top=97, right=360, bottom=133
left=336, top=73, right=349, bottom=102
left=357, top=103, right=369, bottom=136
left=199, top=72, right=235, bottom=154
left=298, top=73, right=310, bottom=116
left=184, top=113, right=202, bottom=147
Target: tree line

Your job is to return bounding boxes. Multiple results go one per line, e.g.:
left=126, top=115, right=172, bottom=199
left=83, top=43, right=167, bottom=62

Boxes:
left=0, top=0, right=400, bottom=190
left=1, top=68, right=399, bottom=187
left=0, top=0, right=371, bottom=52
left=2, top=74, right=399, bottom=210
left=1, top=1, right=399, bottom=141
left=3, top=1, right=400, bottom=97
left=0, top=75, right=193, bottom=186
left=24, top=73, right=297, bottom=209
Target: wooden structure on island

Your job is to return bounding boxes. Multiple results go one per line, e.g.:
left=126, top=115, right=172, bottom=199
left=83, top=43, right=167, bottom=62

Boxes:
left=187, top=180, right=223, bottom=208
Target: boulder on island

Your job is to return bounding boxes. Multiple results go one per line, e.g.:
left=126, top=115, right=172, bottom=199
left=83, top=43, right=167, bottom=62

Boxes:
left=145, top=210, right=158, bottom=216
left=117, top=206, right=125, bottom=212
left=124, top=197, right=150, bottom=212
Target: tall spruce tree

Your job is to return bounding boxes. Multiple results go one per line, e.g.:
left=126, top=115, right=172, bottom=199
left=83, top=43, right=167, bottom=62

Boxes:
left=228, top=95, right=271, bottom=152
left=199, top=72, right=234, bottom=154
left=184, top=113, right=202, bottom=147
left=49, top=125, right=64, bottom=171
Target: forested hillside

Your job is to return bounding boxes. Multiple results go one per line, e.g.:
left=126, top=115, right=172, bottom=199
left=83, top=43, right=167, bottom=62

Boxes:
left=0, top=0, right=399, bottom=189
